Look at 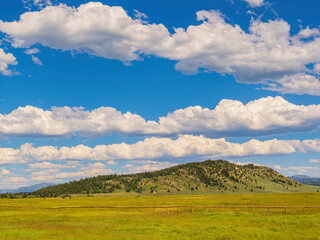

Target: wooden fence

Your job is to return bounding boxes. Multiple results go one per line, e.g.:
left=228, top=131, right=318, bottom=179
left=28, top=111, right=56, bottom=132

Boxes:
left=1, top=205, right=320, bottom=214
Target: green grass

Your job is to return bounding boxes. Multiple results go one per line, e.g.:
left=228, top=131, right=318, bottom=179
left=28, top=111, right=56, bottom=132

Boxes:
left=0, top=193, right=319, bottom=240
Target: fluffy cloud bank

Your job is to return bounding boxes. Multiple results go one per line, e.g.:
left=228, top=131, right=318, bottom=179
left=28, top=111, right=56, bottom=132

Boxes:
left=0, top=2, right=169, bottom=62
left=1, top=135, right=320, bottom=164
left=0, top=48, right=17, bottom=75
left=1, top=2, right=320, bottom=94
left=1, top=96, right=320, bottom=138
left=263, top=74, right=320, bottom=96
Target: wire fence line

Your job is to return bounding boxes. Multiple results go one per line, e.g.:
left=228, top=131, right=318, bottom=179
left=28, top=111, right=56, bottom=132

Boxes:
left=1, top=205, right=320, bottom=214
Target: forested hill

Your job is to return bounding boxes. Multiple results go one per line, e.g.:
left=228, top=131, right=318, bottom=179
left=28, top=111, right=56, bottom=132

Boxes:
left=33, top=160, right=317, bottom=197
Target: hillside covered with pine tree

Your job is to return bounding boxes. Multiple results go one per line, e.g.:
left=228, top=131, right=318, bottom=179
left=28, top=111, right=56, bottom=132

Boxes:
left=31, top=160, right=318, bottom=197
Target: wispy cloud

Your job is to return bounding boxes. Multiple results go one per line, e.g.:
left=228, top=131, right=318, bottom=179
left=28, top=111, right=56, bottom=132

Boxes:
left=30, top=162, right=112, bottom=182
left=243, top=0, right=264, bottom=8
left=31, top=55, right=43, bottom=65
left=22, top=0, right=53, bottom=10
left=122, top=160, right=176, bottom=173
left=274, top=165, right=319, bottom=176
left=24, top=48, right=40, bottom=55
left=310, top=159, right=320, bottom=163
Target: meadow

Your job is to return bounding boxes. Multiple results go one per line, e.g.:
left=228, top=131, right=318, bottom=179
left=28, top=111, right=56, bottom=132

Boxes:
left=0, top=192, right=319, bottom=240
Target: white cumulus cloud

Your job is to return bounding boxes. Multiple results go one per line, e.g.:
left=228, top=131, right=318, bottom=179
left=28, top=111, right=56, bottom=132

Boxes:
left=0, top=2, right=169, bottom=62
left=0, top=48, right=17, bottom=75
left=1, top=135, right=320, bottom=164
left=1, top=97, right=320, bottom=138
left=263, top=74, right=320, bottom=96
left=1, top=3, right=320, bottom=94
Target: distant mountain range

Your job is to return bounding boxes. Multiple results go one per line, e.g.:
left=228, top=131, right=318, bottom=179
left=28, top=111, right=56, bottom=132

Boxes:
left=33, top=160, right=318, bottom=197
left=290, top=175, right=320, bottom=186
left=0, top=183, right=55, bottom=194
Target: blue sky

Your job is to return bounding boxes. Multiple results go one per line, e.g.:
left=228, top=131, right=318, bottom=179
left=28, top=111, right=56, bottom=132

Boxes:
left=0, top=0, right=320, bottom=188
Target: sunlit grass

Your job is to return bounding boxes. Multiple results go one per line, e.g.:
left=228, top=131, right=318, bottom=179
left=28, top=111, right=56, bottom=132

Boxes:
left=0, top=193, right=319, bottom=239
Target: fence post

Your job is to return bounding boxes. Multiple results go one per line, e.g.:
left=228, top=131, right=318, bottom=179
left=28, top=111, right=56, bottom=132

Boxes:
left=284, top=208, right=287, bottom=214
left=153, top=208, right=156, bottom=215
left=252, top=207, right=254, bottom=214
left=192, top=207, right=194, bottom=213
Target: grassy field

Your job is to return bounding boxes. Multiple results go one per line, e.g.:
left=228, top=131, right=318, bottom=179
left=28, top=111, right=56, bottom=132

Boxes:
left=0, top=193, right=319, bottom=240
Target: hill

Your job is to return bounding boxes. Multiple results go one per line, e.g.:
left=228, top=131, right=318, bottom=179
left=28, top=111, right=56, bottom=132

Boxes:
left=32, top=160, right=318, bottom=197
left=0, top=183, right=54, bottom=194
left=290, top=175, right=320, bottom=186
